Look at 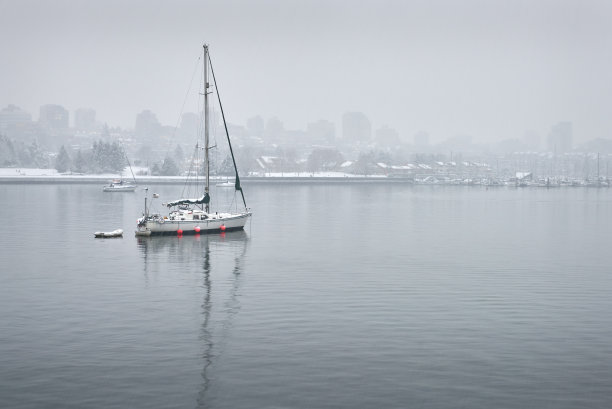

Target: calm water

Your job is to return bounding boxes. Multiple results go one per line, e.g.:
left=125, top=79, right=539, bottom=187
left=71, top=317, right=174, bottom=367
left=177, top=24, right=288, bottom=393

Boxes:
left=0, top=183, right=611, bottom=408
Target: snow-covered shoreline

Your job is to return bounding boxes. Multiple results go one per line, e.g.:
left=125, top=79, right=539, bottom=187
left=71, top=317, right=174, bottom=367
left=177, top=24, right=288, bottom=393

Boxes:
left=0, top=168, right=385, bottom=184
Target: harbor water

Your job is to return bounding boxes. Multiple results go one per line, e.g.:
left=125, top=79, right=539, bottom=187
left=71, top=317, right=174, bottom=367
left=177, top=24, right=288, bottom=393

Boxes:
left=0, top=183, right=611, bottom=408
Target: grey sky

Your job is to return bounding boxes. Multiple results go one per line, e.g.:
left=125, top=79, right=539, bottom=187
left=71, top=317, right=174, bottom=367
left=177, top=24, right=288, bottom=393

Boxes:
left=1, top=0, right=611, bottom=143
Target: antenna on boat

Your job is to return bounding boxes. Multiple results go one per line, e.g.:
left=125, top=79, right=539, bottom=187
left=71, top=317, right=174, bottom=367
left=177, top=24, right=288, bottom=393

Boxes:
left=144, top=187, right=149, bottom=217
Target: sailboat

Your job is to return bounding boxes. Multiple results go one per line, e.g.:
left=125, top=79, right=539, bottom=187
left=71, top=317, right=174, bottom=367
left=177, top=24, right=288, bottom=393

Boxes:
left=103, top=147, right=138, bottom=192
left=103, top=179, right=137, bottom=192
left=135, top=44, right=251, bottom=236
left=216, top=179, right=235, bottom=187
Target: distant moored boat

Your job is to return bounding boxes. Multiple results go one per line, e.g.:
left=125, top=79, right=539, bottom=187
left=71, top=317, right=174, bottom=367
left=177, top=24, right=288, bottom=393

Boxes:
left=103, top=179, right=137, bottom=192
left=94, top=229, right=123, bottom=238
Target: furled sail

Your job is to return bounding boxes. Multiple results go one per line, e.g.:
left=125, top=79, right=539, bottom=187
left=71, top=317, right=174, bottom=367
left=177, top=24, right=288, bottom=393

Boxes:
left=166, top=193, right=210, bottom=208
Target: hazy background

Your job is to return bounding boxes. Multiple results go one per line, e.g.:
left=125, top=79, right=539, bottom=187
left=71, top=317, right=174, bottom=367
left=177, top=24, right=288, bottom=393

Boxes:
left=1, top=0, right=612, bottom=143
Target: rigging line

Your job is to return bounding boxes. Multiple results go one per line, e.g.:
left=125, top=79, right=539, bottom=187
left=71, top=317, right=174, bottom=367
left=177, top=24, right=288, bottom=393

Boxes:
left=117, top=140, right=137, bottom=183
left=125, top=148, right=137, bottom=183
left=195, top=81, right=203, bottom=193
left=181, top=142, right=199, bottom=198
left=228, top=193, right=237, bottom=213
left=207, top=51, right=248, bottom=210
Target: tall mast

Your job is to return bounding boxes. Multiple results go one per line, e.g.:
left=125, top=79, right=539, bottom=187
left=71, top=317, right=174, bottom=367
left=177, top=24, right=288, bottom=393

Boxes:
left=203, top=44, right=210, bottom=212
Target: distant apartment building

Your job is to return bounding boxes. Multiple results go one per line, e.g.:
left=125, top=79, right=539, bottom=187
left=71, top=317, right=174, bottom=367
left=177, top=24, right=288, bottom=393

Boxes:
left=547, top=121, right=572, bottom=153
left=74, top=108, right=96, bottom=131
left=307, top=119, right=335, bottom=144
left=135, top=109, right=161, bottom=141
left=0, top=104, right=33, bottom=137
left=39, top=104, right=69, bottom=130
left=342, top=112, right=371, bottom=143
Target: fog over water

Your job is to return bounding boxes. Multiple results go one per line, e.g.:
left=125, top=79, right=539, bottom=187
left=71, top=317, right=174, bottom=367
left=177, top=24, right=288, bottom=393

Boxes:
left=2, top=3, right=612, bottom=407
left=2, top=0, right=612, bottom=143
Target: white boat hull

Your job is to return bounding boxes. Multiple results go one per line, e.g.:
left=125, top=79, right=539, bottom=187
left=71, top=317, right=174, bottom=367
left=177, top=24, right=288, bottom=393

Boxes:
left=94, top=229, right=124, bottom=238
left=103, top=185, right=137, bottom=192
left=136, top=212, right=251, bottom=236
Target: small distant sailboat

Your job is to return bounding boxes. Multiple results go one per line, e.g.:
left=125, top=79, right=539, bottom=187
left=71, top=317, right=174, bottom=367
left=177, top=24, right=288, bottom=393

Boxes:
left=135, top=44, right=251, bottom=236
left=216, top=179, right=235, bottom=187
left=103, top=148, right=138, bottom=192
left=103, top=179, right=137, bottom=192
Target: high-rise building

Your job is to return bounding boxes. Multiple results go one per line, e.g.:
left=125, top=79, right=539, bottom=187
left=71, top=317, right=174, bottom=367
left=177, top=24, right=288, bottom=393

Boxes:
left=547, top=122, right=572, bottom=153
left=74, top=108, right=96, bottom=131
left=0, top=105, right=32, bottom=137
left=39, top=104, right=69, bottom=129
left=342, top=112, right=371, bottom=143
left=135, top=110, right=161, bottom=141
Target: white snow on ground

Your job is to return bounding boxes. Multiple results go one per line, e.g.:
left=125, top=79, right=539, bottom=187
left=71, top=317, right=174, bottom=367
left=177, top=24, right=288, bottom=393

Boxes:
left=0, top=168, right=61, bottom=176
left=0, top=167, right=145, bottom=179
left=0, top=168, right=383, bottom=179
left=0, top=168, right=118, bottom=178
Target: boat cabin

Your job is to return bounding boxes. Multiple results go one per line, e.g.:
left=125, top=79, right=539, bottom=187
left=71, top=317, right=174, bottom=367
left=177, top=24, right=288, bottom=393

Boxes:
left=167, top=207, right=231, bottom=221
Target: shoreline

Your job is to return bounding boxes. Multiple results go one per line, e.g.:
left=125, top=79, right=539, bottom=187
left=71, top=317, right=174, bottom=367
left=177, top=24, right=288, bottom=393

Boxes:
left=0, top=174, right=402, bottom=185
left=0, top=174, right=609, bottom=188
left=0, top=168, right=609, bottom=187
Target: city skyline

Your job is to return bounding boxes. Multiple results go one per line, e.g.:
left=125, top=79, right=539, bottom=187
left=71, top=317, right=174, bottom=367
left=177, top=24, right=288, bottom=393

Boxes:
left=2, top=1, right=612, bottom=145
left=2, top=101, right=593, bottom=154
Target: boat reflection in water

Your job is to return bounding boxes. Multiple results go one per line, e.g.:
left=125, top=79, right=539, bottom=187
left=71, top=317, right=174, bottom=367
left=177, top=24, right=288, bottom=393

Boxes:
left=136, top=230, right=249, bottom=407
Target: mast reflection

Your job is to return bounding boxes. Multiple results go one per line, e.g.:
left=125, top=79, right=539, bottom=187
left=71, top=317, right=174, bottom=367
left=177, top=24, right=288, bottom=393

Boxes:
left=136, top=231, right=249, bottom=408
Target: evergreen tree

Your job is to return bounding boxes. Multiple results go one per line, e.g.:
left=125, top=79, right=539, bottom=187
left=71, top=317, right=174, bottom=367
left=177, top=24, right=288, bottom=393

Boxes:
left=90, top=140, right=126, bottom=173
left=173, top=144, right=185, bottom=169
left=235, top=146, right=259, bottom=176
left=91, top=141, right=101, bottom=172
left=28, top=141, right=49, bottom=168
left=0, top=135, right=18, bottom=166
left=73, top=150, right=86, bottom=173
left=55, top=145, right=72, bottom=173
left=102, top=123, right=111, bottom=139
left=137, top=145, right=153, bottom=170
left=355, top=151, right=376, bottom=176
left=307, top=148, right=344, bottom=172
left=219, top=155, right=235, bottom=176
left=109, top=141, right=126, bottom=172
left=0, top=136, right=54, bottom=168
left=160, top=156, right=180, bottom=176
